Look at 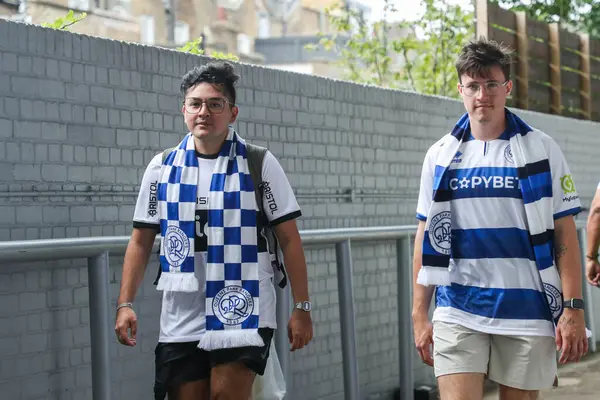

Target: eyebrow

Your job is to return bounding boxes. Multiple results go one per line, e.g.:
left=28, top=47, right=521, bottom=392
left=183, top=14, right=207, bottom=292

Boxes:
left=185, top=96, right=225, bottom=100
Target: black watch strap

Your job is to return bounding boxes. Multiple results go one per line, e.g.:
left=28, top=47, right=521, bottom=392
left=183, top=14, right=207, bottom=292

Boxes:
left=563, top=298, right=585, bottom=310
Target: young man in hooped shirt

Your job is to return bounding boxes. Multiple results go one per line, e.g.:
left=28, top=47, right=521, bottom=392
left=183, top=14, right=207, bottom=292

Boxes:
left=115, top=62, right=313, bottom=400
left=412, top=38, right=588, bottom=400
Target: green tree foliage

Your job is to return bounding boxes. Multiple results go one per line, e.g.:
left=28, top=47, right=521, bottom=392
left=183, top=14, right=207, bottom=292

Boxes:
left=308, top=0, right=474, bottom=98
left=491, top=0, right=600, bottom=39
left=41, top=10, right=87, bottom=30
left=176, top=36, right=239, bottom=62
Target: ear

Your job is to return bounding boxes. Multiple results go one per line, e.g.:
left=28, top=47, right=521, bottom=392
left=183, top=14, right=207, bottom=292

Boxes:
left=457, top=82, right=463, bottom=96
left=230, top=105, right=239, bottom=124
left=506, top=80, right=513, bottom=96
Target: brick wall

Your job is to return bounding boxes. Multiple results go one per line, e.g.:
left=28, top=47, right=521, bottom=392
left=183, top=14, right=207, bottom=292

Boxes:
left=1, top=19, right=600, bottom=400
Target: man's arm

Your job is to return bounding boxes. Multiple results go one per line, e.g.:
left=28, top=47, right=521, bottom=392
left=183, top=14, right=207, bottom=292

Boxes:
left=412, top=221, right=435, bottom=316
left=114, top=227, right=157, bottom=346
left=586, top=190, right=600, bottom=285
left=412, top=220, right=435, bottom=366
left=554, top=215, right=588, bottom=363
left=273, top=219, right=313, bottom=351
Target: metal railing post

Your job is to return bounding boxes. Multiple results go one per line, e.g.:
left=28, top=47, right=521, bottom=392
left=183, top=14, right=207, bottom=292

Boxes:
left=88, top=251, right=111, bottom=400
left=275, top=282, right=292, bottom=398
left=336, top=239, right=360, bottom=400
left=397, top=235, right=414, bottom=400
left=577, top=228, right=597, bottom=353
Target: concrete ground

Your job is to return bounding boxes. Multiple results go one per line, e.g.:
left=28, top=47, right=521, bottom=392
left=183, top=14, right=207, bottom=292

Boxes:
left=483, top=350, right=600, bottom=399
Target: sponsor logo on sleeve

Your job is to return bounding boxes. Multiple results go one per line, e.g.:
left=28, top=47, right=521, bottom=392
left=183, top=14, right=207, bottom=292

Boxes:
left=560, top=174, right=579, bottom=202
left=148, top=181, right=158, bottom=217
left=260, top=181, right=278, bottom=215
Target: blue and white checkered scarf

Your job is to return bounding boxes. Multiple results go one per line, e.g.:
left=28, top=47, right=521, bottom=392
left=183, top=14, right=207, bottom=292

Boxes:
left=156, top=127, right=264, bottom=350
left=418, top=110, right=565, bottom=325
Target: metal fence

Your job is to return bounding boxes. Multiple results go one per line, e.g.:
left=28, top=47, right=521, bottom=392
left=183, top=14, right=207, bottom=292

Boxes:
left=0, top=224, right=598, bottom=400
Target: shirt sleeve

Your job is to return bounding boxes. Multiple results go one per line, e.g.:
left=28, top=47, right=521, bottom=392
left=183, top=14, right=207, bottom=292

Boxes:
left=260, top=151, right=301, bottom=226
left=548, top=138, right=581, bottom=219
left=416, top=145, right=436, bottom=221
left=132, top=153, right=162, bottom=230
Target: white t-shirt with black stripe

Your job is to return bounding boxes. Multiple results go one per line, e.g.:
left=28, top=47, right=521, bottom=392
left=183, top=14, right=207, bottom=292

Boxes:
left=133, top=150, right=301, bottom=343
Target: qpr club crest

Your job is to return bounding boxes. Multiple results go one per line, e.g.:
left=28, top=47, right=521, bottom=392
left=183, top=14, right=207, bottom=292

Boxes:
left=543, top=282, right=563, bottom=320
left=504, top=144, right=514, bottom=164
left=163, top=226, right=190, bottom=267
left=213, top=286, right=254, bottom=325
left=429, top=211, right=452, bottom=255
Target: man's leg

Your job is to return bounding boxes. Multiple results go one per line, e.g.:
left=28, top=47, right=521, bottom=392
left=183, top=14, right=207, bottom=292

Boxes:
left=208, top=328, right=274, bottom=400
left=497, top=385, right=538, bottom=400
left=168, top=380, right=210, bottom=400
left=489, top=334, right=556, bottom=398
left=154, top=342, right=211, bottom=400
left=437, top=373, right=486, bottom=400
left=210, top=363, right=256, bottom=400
left=433, top=321, right=490, bottom=400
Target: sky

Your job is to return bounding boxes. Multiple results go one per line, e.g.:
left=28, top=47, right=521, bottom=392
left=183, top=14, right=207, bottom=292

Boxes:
left=360, top=0, right=474, bottom=22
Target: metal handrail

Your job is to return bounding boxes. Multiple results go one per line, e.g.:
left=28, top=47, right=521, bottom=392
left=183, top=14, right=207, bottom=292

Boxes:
left=0, top=225, right=418, bottom=400
left=0, top=225, right=418, bottom=261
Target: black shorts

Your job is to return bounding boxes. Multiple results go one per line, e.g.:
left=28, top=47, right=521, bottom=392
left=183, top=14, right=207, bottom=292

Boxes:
left=154, top=328, right=274, bottom=400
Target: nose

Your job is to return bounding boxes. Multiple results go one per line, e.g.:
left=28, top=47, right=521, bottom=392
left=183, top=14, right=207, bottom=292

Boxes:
left=198, top=102, right=210, bottom=116
left=475, top=85, right=491, bottom=100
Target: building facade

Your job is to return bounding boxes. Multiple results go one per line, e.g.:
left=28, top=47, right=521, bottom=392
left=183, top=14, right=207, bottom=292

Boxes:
left=0, top=0, right=339, bottom=66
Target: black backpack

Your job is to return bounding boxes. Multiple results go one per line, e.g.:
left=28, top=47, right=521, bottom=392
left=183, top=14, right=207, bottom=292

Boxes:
left=153, top=144, right=288, bottom=289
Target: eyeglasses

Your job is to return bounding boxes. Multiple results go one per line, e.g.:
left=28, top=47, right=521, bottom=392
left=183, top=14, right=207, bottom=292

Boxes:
left=183, top=97, right=233, bottom=114
left=460, top=81, right=509, bottom=97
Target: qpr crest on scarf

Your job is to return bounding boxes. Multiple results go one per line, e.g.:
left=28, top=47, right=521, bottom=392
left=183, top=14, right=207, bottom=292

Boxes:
left=214, top=286, right=255, bottom=325
left=429, top=211, right=452, bottom=255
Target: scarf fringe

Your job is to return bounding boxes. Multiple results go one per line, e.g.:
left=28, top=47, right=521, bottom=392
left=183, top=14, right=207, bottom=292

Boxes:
left=417, top=266, right=451, bottom=287
left=156, top=272, right=200, bottom=292
left=198, top=329, right=265, bottom=351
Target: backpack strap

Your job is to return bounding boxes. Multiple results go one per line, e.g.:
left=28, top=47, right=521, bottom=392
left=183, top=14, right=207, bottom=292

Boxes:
left=161, top=147, right=176, bottom=164
left=246, top=143, right=288, bottom=289
left=246, top=143, right=268, bottom=222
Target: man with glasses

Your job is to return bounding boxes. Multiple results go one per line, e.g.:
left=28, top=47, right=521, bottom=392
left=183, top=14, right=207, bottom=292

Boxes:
left=413, top=38, right=587, bottom=400
left=115, top=62, right=313, bottom=400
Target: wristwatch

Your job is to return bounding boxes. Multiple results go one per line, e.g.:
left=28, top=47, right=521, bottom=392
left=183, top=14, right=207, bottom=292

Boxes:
left=563, top=298, right=585, bottom=310
left=294, top=301, right=312, bottom=312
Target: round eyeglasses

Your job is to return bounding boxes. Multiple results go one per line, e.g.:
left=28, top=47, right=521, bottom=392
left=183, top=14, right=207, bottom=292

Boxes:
left=183, top=97, right=233, bottom=114
left=460, top=81, right=509, bottom=97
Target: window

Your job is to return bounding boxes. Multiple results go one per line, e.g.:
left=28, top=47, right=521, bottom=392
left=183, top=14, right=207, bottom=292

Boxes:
left=68, top=0, right=90, bottom=10
left=257, top=11, right=270, bottom=38
left=111, top=0, right=131, bottom=14
left=237, top=33, right=251, bottom=54
left=140, top=15, right=155, bottom=45
left=175, top=21, right=190, bottom=45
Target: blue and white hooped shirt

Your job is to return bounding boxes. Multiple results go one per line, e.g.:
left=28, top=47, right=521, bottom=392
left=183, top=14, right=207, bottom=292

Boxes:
left=417, top=130, right=581, bottom=337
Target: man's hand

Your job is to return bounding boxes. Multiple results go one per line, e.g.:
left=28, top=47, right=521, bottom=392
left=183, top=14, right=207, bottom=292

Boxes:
left=115, top=307, right=138, bottom=347
left=413, top=312, right=434, bottom=366
left=556, top=309, right=588, bottom=364
left=585, top=259, right=600, bottom=286
left=288, top=309, right=313, bottom=352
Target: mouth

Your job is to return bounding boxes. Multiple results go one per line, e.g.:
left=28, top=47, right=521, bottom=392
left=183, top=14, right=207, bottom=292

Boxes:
left=195, top=121, right=212, bottom=127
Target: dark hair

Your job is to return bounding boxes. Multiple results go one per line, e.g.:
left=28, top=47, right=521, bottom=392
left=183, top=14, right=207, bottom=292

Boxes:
left=180, top=61, right=240, bottom=104
left=455, top=37, right=512, bottom=83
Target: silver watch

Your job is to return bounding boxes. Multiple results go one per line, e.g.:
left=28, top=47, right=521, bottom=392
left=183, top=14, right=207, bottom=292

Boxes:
left=294, top=301, right=311, bottom=312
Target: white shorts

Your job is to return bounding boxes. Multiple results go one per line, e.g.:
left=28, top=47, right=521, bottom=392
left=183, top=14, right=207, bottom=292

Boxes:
left=433, top=320, right=557, bottom=391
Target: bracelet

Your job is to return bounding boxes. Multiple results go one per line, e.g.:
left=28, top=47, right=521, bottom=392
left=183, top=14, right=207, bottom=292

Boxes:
left=117, top=302, right=133, bottom=311
left=586, top=254, right=598, bottom=261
